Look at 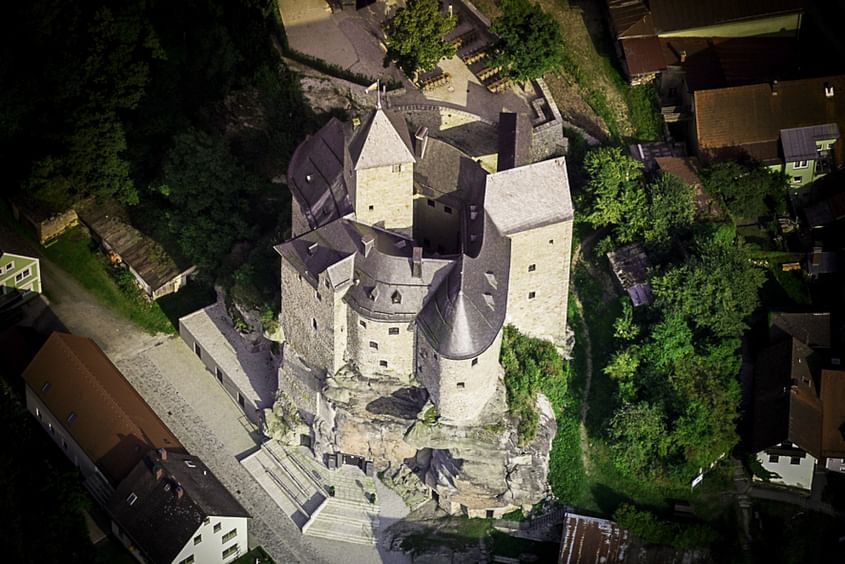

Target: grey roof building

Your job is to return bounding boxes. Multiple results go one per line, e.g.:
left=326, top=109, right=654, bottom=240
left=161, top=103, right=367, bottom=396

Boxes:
left=274, top=106, right=574, bottom=496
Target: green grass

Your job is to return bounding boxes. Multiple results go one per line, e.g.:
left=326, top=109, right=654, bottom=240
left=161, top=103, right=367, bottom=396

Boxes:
left=625, top=82, right=663, bottom=141
left=43, top=226, right=175, bottom=334
left=400, top=517, right=492, bottom=555
left=233, top=546, right=275, bottom=564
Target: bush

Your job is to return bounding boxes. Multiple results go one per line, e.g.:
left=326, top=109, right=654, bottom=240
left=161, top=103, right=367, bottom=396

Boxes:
left=614, top=504, right=718, bottom=549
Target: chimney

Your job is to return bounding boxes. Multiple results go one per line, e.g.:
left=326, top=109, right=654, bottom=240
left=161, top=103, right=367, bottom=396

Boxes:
left=176, top=485, right=184, bottom=499
left=352, top=116, right=361, bottom=129
left=825, top=82, right=835, bottom=98
left=680, top=49, right=687, bottom=63
left=158, top=448, right=167, bottom=461
left=155, top=466, right=164, bottom=481
left=412, top=246, right=423, bottom=278
left=414, top=126, right=429, bottom=160
left=362, top=235, right=375, bottom=257
left=771, top=80, right=779, bottom=96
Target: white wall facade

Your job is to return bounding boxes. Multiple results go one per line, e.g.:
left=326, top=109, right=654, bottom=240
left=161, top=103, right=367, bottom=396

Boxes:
left=169, top=515, right=248, bottom=564
left=757, top=449, right=816, bottom=490
left=354, top=165, right=414, bottom=234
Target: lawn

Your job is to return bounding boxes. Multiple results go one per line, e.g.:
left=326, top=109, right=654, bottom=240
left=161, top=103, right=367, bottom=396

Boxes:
left=42, top=226, right=175, bottom=334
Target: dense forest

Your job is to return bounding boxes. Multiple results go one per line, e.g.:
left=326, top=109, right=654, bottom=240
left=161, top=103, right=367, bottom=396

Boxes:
left=0, top=0, right=325, bottom=307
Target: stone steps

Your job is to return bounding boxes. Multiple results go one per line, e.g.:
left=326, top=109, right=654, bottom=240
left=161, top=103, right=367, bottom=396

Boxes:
left=304, top=524, right=377, bottom=546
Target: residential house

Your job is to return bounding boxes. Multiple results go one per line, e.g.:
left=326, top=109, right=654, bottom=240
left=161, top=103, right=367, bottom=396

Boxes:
left=803, top=191, right=845, bottom=229
left=693, top=75, right=845, bottom=198
left=22, top=332, right=185, bottom=493
left=607, top=243, right=652, bottom=307
left=78, top=206, right=196, bottom=300
left=806, top=246, right=844, bottom=277
left=0, top=249, right=41, bottom=312
left=605, top=0, right=804, bottom=84
left=749, top=312, right=841, bottom=489
left=108, top=449, right=250, bottom=564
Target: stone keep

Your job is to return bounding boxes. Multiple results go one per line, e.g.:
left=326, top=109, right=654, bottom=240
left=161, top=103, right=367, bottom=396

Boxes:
left=275, top=108, right=573, bottom=513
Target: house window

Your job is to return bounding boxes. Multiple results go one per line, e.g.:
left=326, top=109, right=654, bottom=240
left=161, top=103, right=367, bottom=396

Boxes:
left=472, top=358, right=478, bottom=366
left=222, top=529, right=238, bottom=543
left=179, top=556, right=195, bottom=564
left=222, top=544, right=240, bottom=560
left=457, top=382, right=465, bottom=389
left=379, top=360, right=388, bottom=368
left=392, top=164, right=402, bottom=173
left=126, top=493, right=138, bottom=506
left=312, top=318, right=318, bottom=330
left=528, top=291, right=536, bottom=299
left=48, top=422, right=54, bottom=435
left=389, top=327, right=399, bottom=335
left=768, top=454, right=779, bottom=463
left=792, top=176, right=802, bottom=184
left=790, top=456, right=801, bottom=465
left=35, top=407, right=41, bottom=419
left=369, top=341, right=379, bottom=350
left=41, top=381, right=51, bottom=393
left=360, top=319, right=367, bottom=328
left=427, top=199, right=435, bottom=207
left=14, top=268, right=31, bottom=283
left=3, top=262, right=13, bottom=273
left=194, top=534, right=202, bottom=545
left=444, top=206, right=453, bottom=214
left=528, top=264, right=536, bottom=272
left=794, top=160, right=809, bottom=169
left=214, top=522, right=222, bottom=533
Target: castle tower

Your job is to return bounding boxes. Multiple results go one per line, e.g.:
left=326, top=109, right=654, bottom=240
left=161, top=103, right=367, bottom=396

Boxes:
left=347, top=108, right=416, bottom=236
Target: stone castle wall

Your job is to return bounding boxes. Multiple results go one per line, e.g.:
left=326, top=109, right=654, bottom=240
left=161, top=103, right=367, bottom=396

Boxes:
left=354, top=164, right=414, bottom=234
left=290, top=197, right=311, bottom=238
left=346, top=309, right=416, bottom=383
left=504, top=220, right=573, bottom=345
left=416, top=328, right=503, bottom=422
left=280, top=258, right=346, bottom=375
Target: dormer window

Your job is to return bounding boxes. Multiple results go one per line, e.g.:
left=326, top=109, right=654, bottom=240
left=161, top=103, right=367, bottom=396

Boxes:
left=391, top=290, right=402, bottom=304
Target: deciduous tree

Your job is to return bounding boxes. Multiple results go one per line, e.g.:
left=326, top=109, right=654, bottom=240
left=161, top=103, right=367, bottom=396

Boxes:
left=490, top=0, right=564, bottom=82
left=383, top=0, right=456, bottom=77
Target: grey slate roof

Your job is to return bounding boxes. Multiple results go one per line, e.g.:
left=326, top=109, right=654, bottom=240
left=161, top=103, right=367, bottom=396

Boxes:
left=108, top=451, right=248, bottom=564
left=780, top=123, right=840, bottom=162
left=348, top=108, right=416, bottom=170
left=417, top=210, right=511, bottom=360
left=484, top=157, right=573, bottom=236
left=287, top=117, right=354, bottom=229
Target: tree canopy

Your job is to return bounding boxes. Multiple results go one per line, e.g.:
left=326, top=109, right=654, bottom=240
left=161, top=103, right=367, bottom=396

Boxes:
left=490, top=0, right=564, bottom=82
left=702, top=161, right=788, bottom=221
left=383, top=0, right=456, bottom=76
left=581, top=147, right=695, bottom=247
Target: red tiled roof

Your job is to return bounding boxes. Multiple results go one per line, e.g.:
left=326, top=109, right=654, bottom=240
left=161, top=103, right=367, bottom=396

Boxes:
left=22, top=332, right=184, bottom=485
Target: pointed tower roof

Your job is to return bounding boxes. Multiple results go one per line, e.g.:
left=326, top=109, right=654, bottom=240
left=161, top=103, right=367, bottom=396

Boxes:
left=348, top=108, right=416, bottom=170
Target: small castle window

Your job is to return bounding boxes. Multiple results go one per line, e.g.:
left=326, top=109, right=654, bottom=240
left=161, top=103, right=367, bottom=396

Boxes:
left=444, top=206, right=453, bottom=214
left=457, top=382, right=465, bottom=389
left=427, top=199, right=435, bottom=207
left=312, top=318, right=318, bottom=330
left=391, top=290, right=402, bottom=304
left=360, top=320, right=367, bottom=328
left=369, top=205, right=375, bottom=211
left=472, top=358, right=478, bottom=366
left=379, top=360, right=388, bottom=367
left=392, top=164, right=402, bottom=173
left=370, top=341, right=379, bottom=350
left=389, top=327, right=400, bottom=335
left=528, top=264, right=536, bottom=272
left=549, top=239, right=554, bottom=245
left=528, top=291, right=536, bottom=299
left=315, top=291, right=322, bottom=301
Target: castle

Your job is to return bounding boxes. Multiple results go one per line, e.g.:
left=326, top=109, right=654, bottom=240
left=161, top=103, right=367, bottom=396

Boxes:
left=273, top=105, right=573, bottom=514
